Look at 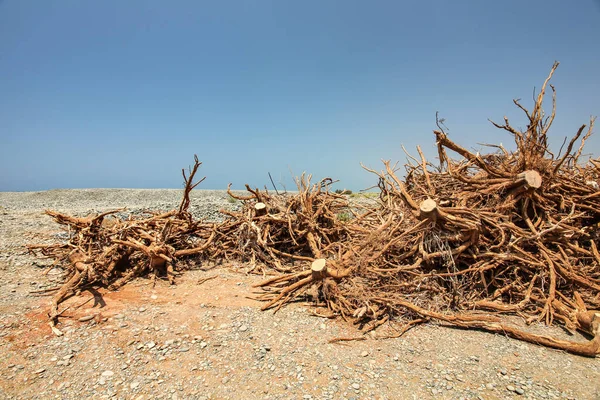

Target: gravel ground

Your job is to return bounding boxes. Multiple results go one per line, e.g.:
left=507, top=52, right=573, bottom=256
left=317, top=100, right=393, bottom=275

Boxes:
left=0, top=189, right=599, bottom=400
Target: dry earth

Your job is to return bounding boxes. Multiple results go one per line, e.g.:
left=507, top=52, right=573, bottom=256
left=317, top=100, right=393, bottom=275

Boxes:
left=0, top=189, right=598, bottom=400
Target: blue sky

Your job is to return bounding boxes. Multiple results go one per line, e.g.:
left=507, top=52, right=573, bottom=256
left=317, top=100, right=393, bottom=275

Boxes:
left=1, top=1, right=599, bottom=191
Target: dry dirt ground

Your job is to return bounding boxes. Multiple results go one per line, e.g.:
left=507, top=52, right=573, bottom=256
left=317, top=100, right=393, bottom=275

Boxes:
left=0, top=190, right=599, bottom=400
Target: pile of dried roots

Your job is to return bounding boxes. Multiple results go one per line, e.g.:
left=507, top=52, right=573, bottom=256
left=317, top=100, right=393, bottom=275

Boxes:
left=30, top=63, right=600, bottom=356
left=28, top=156, right=216, bottom=333
left=212, top=175, right=353, bottom=274
left=249, top=62, right=600, bottom=356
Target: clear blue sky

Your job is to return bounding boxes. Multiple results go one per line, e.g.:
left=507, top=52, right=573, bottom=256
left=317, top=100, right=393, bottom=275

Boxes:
left=1, top=1, right=599, bottom=191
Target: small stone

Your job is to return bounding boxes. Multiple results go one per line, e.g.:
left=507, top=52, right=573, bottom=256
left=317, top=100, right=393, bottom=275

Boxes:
left=35, top=368, right=45, bottom=374
left=500, top=369, right=507, bottom=375
left=130, top=381, right=140, bottom=389
left=486, top=383, right=495, bottom=390
left=138, top=307, right=146, bottom=313
left=101, top=370, right=114, bottom=377
left=151, top=295, right=158, bottom=300
left=146, top=341, right=156, bottom=349
left=516, top=388, right=525, bottom=395
left=360, top=351, right=368, bottom=357
left=352, top=383, right=360, bottom=390
left=200, top=341, right=208, bottom=349
left=507, top=385, right=516, bottom=392
left=222, top=376, right=230, bottom=384
left=179, top=347, right=189, bottom=352
left=239, top=325, right=248, bottom=332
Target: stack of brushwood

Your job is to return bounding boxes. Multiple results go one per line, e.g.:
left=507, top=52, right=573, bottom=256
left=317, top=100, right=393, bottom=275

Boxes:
left=29, top=63, right=600, bottom=356
left=28, top=156, right=217, bottom=334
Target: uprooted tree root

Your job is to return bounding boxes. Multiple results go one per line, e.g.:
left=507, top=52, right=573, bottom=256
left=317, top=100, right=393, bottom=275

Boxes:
left=212, top=174, right=354, bottom=274
left=30, top=63, right=600, bottom=356
left=28, top=156, right=217, bottom=334
left=244, top=62, right=600, bottom=357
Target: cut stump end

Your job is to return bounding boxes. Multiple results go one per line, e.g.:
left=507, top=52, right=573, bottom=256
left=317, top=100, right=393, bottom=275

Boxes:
left=311, top=258, right=328, bottom=279
left=419, top=199, right=438, bottom=220
left=515, top=170, right=542, bottom=189
left=254, top=202, right=267, bottom=216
